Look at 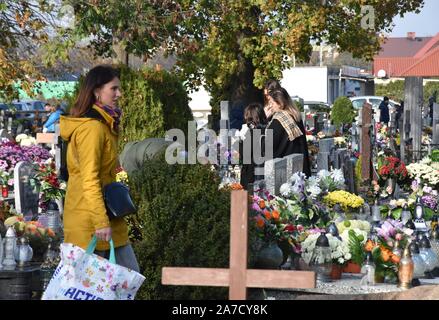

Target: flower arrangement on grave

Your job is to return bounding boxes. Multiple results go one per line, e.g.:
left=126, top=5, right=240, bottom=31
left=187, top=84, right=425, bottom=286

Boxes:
left=334, top=136, right=347, bottom=148
left=378, top=156, right=408, bottom=184
left=375, top=123, right=390, bottom=149
left=365, top=219, right=412, bottom=282
left=250, top=193, right=302, bottom=256
left=30, top=159, right=66, bottom=211
left=336, top=219, right=371, bottom=235
left=15, top=134, right=37, bottom=147
left=0, top=168, right=12, bottom=187
left=278, top=172, right=331, bottom=227
left=0, top=139, right=52, bottom=192
left=406, top=157, right=439, bottom=188
left=324, top=190, right=364, bottom=213
left=301, top=230, right=351, bottom=266
left=280, top=170, right=344, bottom=201
left=4, top=215, right=56, bottom=261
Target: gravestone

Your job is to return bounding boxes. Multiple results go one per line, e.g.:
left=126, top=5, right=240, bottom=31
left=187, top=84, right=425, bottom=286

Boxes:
left=14, top=161, right=39, bottom=219
left=316, top=152, right=330, bottom=171
left=350, top=123, right=360, bottom=152
left=361, top=103, right=373, bottom=181
left=405, top=77, right=423, bottom=161
left=400, top=109, right=411, bottom=163
left=319, top=138, right=335, bottom=153
left=0, top=129, right=13, bottom=141
left=285, top=154, right=304, bottom=178
left=334, top=148, right=348, bottom=170
left=343, top=154, right=356, bottom=194
left=433, top=103, right=439, bottom=146
left=265, top=157, right=287, bottom=195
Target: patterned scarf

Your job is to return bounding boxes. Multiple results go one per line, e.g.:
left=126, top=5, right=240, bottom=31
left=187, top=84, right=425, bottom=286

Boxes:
left=95, top=102, right=122, bottom=132
left=270, top=110, right=303, bottom=141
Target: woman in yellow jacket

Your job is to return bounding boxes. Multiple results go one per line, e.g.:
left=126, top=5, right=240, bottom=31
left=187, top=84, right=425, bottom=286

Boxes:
left=60, top=65, right=139, bottom=272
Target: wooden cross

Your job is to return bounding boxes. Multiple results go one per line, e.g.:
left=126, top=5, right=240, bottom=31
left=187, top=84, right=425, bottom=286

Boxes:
left=162, top=190, right=316, bottom=300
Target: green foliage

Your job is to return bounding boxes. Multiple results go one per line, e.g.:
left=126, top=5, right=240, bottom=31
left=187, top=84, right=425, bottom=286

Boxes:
left=118, top=66, right=193, bottom=151
left=375, top=80, right=439, bottom=104
left=129, top=152, right=231, bottom=299
left=331, top=96, right=356, bottom=126
left=375, top=81, right=405, bottom=102
left=348, top=230, right=366, bottom=266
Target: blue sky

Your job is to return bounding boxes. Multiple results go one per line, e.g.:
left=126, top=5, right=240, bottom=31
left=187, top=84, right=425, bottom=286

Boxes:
left=390, top=0, right=439, bottom=37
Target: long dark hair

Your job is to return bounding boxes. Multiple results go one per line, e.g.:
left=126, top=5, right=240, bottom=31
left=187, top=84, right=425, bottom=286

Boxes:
left=244, top=103, right=267, bottom=128
left=71, top=65, right=120, bottom=117
left=269, top=87, right=301, bottom=122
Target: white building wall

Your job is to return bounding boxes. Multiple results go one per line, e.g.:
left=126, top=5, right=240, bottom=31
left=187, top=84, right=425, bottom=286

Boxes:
left=281, top=67, right=328, bottom=102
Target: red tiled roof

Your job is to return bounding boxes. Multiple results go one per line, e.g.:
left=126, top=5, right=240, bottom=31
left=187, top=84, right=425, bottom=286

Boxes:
left=374, top=33, right=439, bottom=77
left=400, top=46, right=439, bottom=77
left=374, top=57, right=416, bottom=77
left=377, top=37, right=432, bottom=57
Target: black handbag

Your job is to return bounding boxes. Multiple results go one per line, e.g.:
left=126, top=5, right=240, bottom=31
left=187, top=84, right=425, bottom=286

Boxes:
left=103, top=182, right=136, bottom=220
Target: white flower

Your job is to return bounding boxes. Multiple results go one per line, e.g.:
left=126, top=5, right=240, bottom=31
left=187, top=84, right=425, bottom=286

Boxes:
left=330, top=169, right=345, bottom=184
left=307, top=184, right=322, bottom=199
left=317, top=169, right=331, bottom=179
left=280, top=183, right=292, bottom=197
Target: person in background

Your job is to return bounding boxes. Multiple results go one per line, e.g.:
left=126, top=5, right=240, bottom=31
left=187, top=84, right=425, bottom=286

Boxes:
left=266, top=87, right=311, bottom=177
left=263, top=79, right=281, bottom=119
left=43, top=103, right=63, bottom=133
left=395, top=100, right=404, bottom=130
left=239, top=103, right=268, bottom=190
left=379, top=96, right=390, bottom=125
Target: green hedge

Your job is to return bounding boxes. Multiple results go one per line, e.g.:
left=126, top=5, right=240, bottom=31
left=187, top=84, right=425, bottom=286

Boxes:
left=129, top=152, right=231, bottom=299
left=118, top=67, right=193, bottom=151
left=331, top=96, right=356, bottom=126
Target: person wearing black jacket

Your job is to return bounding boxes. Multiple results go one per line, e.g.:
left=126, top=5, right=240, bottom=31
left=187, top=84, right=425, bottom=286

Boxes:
left=379, top=96, right=390, bottom=125
left=239, top=103, right=267, bottom=190
left=266, top=88, right=311, bottom=177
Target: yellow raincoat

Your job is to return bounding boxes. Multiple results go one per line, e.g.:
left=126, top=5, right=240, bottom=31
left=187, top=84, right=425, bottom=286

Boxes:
left=60, top=105, right=128, bottom=251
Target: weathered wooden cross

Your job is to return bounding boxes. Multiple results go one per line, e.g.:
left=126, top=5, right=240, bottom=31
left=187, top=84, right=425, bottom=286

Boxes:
left=162, top=190, right=316, bottom=300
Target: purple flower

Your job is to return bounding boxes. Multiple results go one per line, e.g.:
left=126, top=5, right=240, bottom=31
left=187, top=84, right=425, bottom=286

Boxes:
left=422, top=195, right=438, bottom=210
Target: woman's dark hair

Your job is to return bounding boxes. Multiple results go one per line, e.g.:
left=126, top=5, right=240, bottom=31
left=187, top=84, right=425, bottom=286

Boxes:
left=264, top=79, right=281, bottom=93
left=269, top=87, right=301, bottom=122
left=71, top=65, right=120, bottom=117
left=263, top=79, right=281, bottom=105
left=244, top=103, right=267, bottom=128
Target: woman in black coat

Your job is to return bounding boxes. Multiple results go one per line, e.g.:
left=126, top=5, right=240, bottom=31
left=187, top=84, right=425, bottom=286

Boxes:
left=239, top=103, right=267, bottom=190
left=266, top=87, right=311, bottom=177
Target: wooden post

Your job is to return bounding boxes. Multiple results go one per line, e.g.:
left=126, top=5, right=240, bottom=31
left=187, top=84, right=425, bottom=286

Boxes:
left=405, top=77, right=423, bottom=161
left=229, top=191, right=248, bottom=299
left=361, top=102, right=373, bottom=182
left=162, top=190, right=316, bottom=300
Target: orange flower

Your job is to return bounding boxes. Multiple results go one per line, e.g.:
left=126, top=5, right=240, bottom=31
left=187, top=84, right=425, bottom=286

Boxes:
left=230, top=183, right=243, bottom=190
left=391, top=254, right=400, bottom=264
left=255, top=216, right=264, bottom=228
left=364, top=239, right=375, bottom=252
left=47, top=228, right=55, bottom=237
left=272, top=210, right=280, bottom=220
left=259, top=200, right=266, bottom=209
left=381, top=248, right=391, bottom=262
left=263, top=210, right=271, bottom=220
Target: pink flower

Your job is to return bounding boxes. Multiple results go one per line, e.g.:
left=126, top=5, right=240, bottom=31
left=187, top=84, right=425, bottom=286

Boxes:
left=395, top=233, right=403, bottom=241
left=297, top=225, right=304, bottom=232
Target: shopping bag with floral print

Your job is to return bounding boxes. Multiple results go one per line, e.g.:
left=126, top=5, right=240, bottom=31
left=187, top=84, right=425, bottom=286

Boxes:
left=42, top=236, right=145, bottom=300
